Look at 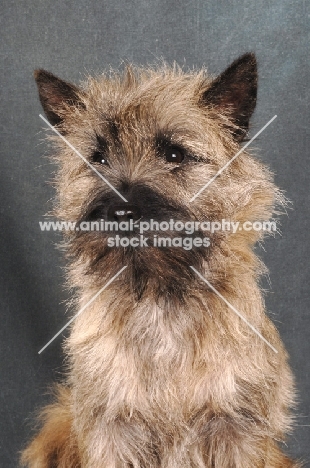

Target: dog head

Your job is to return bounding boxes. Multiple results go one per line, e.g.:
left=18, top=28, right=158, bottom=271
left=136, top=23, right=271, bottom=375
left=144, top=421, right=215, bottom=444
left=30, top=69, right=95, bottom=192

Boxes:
left=35, top=54, right=277, bottom=302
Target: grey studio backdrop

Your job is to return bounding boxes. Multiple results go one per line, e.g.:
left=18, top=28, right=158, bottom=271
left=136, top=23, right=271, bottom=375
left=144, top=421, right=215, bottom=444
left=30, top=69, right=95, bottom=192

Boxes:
left=1, top=1, right=309, bottom=466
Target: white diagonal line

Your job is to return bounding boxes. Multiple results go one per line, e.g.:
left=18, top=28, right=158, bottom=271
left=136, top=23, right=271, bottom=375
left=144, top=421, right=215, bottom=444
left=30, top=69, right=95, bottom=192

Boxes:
left=190, top=115, right=277, bottom=202
left=190, top=266, right=278, bottom=353
left=39, top=114, right=128, bottom=203
left=38, top=265, right=127, bottom=354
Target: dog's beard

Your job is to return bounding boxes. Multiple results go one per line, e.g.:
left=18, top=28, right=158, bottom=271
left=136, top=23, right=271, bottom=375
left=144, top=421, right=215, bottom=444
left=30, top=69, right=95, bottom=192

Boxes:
left=69, top=184, right=216, bottom=302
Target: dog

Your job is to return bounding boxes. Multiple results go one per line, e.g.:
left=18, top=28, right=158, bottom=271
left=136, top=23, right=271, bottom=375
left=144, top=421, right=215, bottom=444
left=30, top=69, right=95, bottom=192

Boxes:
left=21, top=53, right=300, bottom=467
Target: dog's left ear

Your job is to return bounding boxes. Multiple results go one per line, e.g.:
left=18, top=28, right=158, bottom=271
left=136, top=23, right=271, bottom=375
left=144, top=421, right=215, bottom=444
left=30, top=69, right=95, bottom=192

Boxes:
left=34, top=69, right=85, bottom=127
left=202, top=53, right=257, bottom=140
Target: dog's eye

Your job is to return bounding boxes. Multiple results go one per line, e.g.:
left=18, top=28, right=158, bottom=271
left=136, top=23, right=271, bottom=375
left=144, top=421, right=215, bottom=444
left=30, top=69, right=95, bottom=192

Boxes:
left=164, top=146, right=184, bottom=163
left=92, top=151, right=108, bottom=165
left=92, top=135, right=109, bottom=166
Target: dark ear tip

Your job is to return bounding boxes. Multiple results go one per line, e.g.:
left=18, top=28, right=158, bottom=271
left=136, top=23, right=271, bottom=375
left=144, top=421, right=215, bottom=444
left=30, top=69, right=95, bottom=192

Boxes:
left=236, top=52, right=257, bottom=69
left=241, top=52, right=256, bottom=61
left=33, top=68, right=45, bottom=81
left=34, top=69, right=55, bottom=83
left=34, top=69, right=42, bottom=79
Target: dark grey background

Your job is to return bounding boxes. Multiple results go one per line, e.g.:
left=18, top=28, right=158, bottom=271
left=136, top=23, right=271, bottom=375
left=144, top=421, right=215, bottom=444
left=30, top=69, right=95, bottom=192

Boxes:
left=1, top=1, right=309, bottom=466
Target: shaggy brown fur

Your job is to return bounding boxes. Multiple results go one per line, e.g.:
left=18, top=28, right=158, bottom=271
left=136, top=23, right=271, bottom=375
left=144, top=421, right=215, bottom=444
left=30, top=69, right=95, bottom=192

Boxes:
left=21, top=53, right=300, bottom=467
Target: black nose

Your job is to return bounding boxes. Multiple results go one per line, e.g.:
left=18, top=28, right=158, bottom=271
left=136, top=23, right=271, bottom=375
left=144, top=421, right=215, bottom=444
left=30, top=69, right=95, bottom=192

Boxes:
left=107, top=204, right=141, bottom=222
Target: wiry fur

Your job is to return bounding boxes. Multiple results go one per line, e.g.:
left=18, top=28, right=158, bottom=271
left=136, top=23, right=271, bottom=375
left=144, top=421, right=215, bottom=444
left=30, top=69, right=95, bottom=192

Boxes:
left=21, top=54, right=301, bottom=467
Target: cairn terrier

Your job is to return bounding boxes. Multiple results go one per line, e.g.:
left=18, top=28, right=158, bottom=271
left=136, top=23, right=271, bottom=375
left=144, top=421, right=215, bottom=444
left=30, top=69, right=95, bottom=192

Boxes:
left=21, top=53, right=300, bottom=467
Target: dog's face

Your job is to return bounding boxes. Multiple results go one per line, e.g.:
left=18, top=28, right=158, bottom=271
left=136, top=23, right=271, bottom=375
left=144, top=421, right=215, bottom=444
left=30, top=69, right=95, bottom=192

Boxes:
left=35, top=54, right=275, bottom=301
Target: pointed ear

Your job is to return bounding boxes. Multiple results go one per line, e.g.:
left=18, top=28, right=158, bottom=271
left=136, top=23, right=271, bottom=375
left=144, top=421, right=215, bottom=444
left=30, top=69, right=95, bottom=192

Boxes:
left=34, top=69, right=85, bottom=126
left=202, top=53, right=257, bottom=140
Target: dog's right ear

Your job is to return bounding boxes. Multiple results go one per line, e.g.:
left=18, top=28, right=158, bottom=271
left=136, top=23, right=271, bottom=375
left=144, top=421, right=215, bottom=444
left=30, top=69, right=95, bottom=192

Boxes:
left=34, top=70, right=85, bottom=127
